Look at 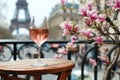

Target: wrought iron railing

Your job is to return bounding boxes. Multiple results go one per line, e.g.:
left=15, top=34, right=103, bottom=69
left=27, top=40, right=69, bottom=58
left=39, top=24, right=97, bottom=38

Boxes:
left=0, top=39, right=93, bottom=61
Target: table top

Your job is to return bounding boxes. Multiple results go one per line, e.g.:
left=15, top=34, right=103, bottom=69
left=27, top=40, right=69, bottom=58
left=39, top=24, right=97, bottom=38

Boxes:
left=0, top=58, right=75, bottom=75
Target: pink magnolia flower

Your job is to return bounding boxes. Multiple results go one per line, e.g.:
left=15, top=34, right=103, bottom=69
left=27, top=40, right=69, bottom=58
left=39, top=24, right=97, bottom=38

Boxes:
left=93, top=36, right=103, bottom=44
left=60, top=21, right=79, bottom=35
left=61, top=0, right=65, bottom=6
left=63, top=29, right=70, bottom=36
left=113, top=0, right=120, bottom=11
left=96, top=14, right=106, bottom=22
left=54, top=54, right=63, bottom=59
left=89, top=58, right=97, bottom=66
left=60, top=21, right=71, bottom=30
left=66, top=42, right=77, bottom=50
left=81, top=29, right=93, bottom=39
left=84, top=18, right=93, bottom=27
left=71, top=35, right=77, bottom=43
left=87, top=3, right=93, bottom=10
left=106, top=1, right=113, bottom=6
left=106, top=0, right=120, bottom=10
left=79, top=3, right=93, bottom=17
left=87, top=10, right=98, bottom=21
left=78, top=8, right=87, bottom=16
left=57, top=47, right=68, bottom=55
left=60, top=21, right=72, bottom=35
left=98, top=54, right=110, bottom=64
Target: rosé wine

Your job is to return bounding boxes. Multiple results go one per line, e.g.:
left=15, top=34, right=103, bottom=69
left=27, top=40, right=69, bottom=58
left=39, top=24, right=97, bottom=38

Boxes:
left=30, top=28, right=49, bottom=47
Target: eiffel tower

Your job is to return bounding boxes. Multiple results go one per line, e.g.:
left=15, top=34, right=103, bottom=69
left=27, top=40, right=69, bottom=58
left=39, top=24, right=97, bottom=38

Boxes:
left=9, top=0, right=31, bottom=34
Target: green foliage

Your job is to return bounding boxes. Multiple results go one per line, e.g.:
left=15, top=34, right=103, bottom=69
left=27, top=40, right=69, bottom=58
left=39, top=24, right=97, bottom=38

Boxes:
left=0, top=26, right=13, bottom=39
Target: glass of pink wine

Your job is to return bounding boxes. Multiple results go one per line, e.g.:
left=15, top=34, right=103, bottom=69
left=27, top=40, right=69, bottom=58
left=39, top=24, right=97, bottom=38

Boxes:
left=29, top=27, right=49, bottom=66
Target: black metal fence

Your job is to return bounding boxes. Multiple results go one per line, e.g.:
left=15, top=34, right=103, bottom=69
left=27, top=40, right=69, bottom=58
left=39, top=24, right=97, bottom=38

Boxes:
left=0, top=39, right=93, bottom=61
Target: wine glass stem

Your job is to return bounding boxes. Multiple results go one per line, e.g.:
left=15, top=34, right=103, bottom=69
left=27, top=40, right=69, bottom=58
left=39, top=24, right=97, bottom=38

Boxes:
left=38, top=46, right=41, bottom=62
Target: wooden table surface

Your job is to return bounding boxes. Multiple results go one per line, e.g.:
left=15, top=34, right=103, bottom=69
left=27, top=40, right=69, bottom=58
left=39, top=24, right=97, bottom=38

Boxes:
left=0, top=58, right=75, bottom=80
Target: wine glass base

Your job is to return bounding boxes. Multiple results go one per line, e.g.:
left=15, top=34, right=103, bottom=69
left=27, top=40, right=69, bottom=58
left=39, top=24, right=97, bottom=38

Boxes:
left=31, top=62, right=48, bottom=66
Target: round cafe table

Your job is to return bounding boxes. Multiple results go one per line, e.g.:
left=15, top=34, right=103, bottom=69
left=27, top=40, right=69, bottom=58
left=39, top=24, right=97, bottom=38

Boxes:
left=0, top=58, right=75, bottom=80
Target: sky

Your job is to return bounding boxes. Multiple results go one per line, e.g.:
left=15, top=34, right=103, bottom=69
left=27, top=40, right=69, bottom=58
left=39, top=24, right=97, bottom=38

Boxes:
left=7, top=0, right=60, bottom=26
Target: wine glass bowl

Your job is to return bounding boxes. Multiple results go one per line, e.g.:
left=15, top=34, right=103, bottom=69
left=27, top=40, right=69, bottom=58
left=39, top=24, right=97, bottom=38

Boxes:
left=30, top=28, right=49, bottom=46
left=29, top=28, right=49, bottom=66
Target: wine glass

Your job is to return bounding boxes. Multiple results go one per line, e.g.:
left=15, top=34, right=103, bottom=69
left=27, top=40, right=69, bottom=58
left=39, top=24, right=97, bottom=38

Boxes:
left=29, top=27, right=49, bottom=66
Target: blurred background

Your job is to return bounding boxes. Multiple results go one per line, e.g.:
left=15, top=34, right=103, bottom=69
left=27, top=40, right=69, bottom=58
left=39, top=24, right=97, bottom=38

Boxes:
left=0, top=0, right=80, bottom=40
